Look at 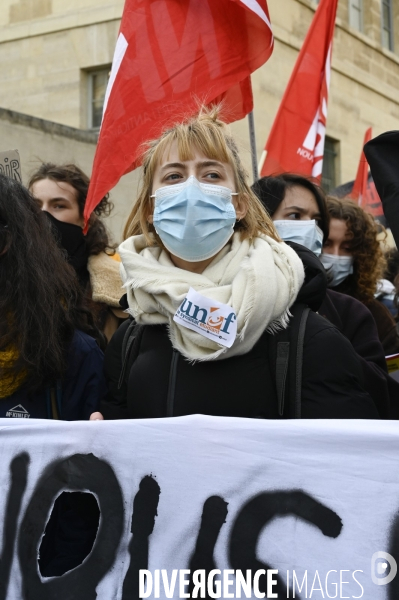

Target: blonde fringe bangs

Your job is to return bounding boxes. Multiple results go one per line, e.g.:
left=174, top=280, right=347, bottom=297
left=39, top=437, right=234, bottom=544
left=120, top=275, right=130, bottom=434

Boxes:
left=123, top=105, right=279, bottom=244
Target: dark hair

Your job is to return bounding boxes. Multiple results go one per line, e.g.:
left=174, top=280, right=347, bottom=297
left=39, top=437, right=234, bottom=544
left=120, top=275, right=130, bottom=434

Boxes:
left=384, top=249, right=399, bottom=320
left=251, top=173, right=330, bottom=241
left=0, top=174, right=103, bottom=391
left=28, top=163, right=116, bottom=256
left=326, top=196, right=385, bottom=302
left=384, top=248, right=399, bottom=284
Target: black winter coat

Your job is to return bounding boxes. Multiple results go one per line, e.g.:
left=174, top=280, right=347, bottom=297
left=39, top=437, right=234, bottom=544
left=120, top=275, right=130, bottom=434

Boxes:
left=0, top=330, right=105, bottom=420
left=364, top=131, right=399, bottom=246
left=329, top=275, right=399, bottom=356
left=280, top=243, right=395, bottom=418
left=102, top=313, right=378, bottom=420
left=320, top=289, right=399, bottom=419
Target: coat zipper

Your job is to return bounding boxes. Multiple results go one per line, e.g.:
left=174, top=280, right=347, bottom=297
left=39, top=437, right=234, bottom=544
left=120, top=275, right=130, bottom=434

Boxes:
left=166, top=350, right=179, bottom=417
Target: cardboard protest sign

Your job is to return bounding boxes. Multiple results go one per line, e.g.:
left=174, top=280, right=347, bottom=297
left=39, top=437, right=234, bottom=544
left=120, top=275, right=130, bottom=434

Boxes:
left=0, top=415, right=398, bottom=599
left=0, top=149, right=21, bottom=182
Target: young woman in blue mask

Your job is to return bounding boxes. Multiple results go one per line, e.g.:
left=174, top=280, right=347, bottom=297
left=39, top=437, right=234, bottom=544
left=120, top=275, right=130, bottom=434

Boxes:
left=252, top=174, right=398, bottom=418
left=323, top=196, right=399, bottom=356
left=91, top=107, right=379, bottom=421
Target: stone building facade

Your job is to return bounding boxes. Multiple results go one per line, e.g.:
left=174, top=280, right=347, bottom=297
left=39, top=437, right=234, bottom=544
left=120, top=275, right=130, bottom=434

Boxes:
left=0, top=107, right=138, bottom=239
left=0, top=0, right=398, bottom=238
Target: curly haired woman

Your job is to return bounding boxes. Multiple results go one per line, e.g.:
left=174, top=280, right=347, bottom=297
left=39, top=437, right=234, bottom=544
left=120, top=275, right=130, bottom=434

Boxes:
left=29, top=163, right=128, bottom=341
left=321, top=196, right=399, bottom=354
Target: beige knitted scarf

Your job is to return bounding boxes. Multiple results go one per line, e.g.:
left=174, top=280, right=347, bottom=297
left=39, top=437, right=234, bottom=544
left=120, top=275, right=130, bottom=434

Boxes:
left=119, top=232, right=304, bottom=361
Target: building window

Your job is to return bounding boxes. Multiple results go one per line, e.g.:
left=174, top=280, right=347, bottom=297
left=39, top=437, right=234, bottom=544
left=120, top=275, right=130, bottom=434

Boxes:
left=322, top=137, right=339, bottom=193
left=349, top=0, right=363, bottom=32
left=381, top=0, right=394, bottom=51
left=87, top=68, right=110, bottom=129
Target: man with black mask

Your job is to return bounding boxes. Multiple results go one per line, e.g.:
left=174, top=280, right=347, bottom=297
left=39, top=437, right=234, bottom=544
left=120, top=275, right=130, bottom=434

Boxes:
left=29, top=163, right=128, bottom=341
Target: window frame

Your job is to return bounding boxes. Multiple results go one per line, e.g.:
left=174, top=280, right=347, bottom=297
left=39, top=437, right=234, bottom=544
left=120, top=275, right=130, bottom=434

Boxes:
left=381, top=0, right=394, bottom=51
left=348, top=0, right=363, bottom=32
left=321, top=136, right=340, bottom=194
left=87, top=67, right=111, bottom=131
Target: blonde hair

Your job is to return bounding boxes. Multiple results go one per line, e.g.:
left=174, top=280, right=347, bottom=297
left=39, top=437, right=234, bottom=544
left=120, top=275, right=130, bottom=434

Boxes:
left=123, top=106, right=279, bottom=243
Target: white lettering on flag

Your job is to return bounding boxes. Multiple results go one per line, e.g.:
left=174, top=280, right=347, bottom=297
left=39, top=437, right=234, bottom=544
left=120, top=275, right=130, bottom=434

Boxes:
left=102, top=33, right=128, bottom=122
left=237, top=0, right=273, bottom=30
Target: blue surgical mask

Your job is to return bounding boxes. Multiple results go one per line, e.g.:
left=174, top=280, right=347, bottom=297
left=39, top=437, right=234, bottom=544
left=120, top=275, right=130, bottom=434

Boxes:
left=273, top=219, right=324, bottom=256
left=152, top=176, right=237, bottom=262
left=320, top=253, right=354, bottom=287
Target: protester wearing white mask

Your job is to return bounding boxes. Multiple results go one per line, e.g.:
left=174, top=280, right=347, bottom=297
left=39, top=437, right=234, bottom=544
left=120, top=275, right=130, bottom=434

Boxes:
left=323, top=196, right=399, bottom=357
left=273, top=219, right=324, bottom=256
left=320, top=253, right=354, bottom=287
left=252, top=174, right=398, bottom=419
left=320, top=215, right=355, bottom=286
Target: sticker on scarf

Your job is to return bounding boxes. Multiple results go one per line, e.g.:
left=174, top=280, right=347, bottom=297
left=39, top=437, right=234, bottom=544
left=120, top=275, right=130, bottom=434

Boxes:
left=173, top=287, right=237, bottom=348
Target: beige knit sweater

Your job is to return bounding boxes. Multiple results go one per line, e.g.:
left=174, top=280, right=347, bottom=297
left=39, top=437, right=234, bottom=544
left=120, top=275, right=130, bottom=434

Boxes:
left=87, top=252, right=124, bottom=309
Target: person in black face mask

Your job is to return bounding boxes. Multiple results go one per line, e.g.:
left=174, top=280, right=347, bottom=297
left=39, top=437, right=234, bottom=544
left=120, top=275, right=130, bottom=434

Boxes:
left=43, top=212, right=89, bottom=287
left=252, top=173, right=399, bottom=419
left=29, top=163, right=128, bottom=341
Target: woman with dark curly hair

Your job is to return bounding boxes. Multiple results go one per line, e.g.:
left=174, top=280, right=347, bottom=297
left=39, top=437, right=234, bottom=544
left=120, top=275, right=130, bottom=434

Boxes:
left=29, top=163, right=128, bottom=340
left=322, top=196, right=399, bottom=355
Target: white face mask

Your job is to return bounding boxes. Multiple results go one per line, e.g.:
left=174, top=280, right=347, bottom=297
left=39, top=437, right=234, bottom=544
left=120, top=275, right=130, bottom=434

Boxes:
left=273, top=219, right=324, bottom=256
left=320, top=253, right=354, bottom=287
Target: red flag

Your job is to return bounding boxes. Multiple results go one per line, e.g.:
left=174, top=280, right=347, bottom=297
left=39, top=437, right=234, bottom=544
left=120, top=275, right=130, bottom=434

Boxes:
left=361, top=176, right=385, bottom=222
left=350, top=128, right=372, bottom=206
left=84, top=0, right=274, bottom=227
left=350, top=129, right=384, bottom=222
left=259, top=0, right=338, bottom=179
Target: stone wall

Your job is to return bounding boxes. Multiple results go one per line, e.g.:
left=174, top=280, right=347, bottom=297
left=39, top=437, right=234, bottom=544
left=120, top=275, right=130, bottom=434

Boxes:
left=0, top=107, right=140, bottom=242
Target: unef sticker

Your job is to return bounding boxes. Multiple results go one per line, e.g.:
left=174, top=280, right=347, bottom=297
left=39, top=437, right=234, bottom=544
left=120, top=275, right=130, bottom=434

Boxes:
left=173, top=288, right=237, bottom=348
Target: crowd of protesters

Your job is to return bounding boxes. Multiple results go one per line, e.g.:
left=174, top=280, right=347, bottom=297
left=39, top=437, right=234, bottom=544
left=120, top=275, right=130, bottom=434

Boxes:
left=1, top=105, right=399, bottom=572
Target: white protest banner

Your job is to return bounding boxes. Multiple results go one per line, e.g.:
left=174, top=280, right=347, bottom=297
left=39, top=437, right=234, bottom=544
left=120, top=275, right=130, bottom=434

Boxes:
left=0, top=150, right=21, bottom=182
left=0, top=415, right=399, bottom=599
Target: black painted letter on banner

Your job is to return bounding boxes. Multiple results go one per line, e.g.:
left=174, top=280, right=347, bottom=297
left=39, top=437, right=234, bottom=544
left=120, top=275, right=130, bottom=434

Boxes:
left=0, top=453, right=29, bottom=600
left=18, top=453, right=124, bottom=600
left=122, top=475, right=161, bottom=600
left=189, top=495, right=228, bottom=598
left=229, top=490, right=343, bottom=599
left=388, top=511, right=399, bottom=599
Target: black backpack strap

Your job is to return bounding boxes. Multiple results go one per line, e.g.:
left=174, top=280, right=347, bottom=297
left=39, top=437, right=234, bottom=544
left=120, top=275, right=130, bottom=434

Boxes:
left=117, top=319, right=144, bottom=390
left=268, top=304, right=310, bottom=419
left=289, top=304, right=310, bottom=419
left=269, top=336, right=290, bottom=417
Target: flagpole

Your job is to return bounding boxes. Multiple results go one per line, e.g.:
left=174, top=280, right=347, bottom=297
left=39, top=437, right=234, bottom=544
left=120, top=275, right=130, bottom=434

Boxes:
left=248, top=111, right=259, bottom=183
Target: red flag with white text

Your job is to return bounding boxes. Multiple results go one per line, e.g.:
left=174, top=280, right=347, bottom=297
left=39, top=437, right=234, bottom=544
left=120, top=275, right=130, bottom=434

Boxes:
left=84, top=0, right=274, bottom=226
left=259, top=0, right=338, bottom=179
